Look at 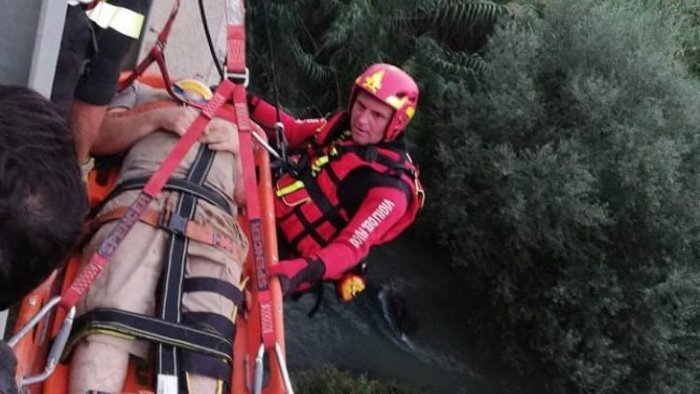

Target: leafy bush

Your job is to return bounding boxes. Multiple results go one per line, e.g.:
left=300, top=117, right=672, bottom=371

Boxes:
left=292, top=365, right=414, bottom=394
left=431, top=0, right=700, bottom=392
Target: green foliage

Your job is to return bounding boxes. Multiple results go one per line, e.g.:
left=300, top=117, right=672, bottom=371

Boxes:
left=292, top=365, right=414, bottom=394
left=246, top=0, right=508, bottom=124
left=244, top=0, right=515, bottom=209
left=391, top=0, right=509, bottom=33
left=242, top=0, right=700, bottom=392
left=247, top=0, right=397, bottom=114
left=431, top=0, right=700, bottom=392
left=414, top=36, right=486, bottom=76
left=602, top=0, right=700, bottom=76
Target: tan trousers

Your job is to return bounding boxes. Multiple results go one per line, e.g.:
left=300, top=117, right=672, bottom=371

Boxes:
left=69, top=190, right=247, bottom=394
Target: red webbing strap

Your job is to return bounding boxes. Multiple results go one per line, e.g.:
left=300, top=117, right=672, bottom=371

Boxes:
left=234, top=86, right=276, bottom=349
left=118, top=0, right=181, bottom=93
left=227, top=25, right=246, bottom=76
left=226, top=0, right=276, bottom=349
left=60, top=80, right=236, bottom=309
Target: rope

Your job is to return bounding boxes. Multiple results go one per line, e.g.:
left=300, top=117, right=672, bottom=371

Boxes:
left=260, top=0, right=289, bottom=168
left=198, top=0, right=224, bottom=80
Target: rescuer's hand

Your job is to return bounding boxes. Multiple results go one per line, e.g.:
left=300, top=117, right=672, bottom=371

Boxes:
left=268, top=258, right=325, bottom=297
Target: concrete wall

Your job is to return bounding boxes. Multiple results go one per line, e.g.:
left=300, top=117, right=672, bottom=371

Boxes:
left=140, top=0, right=227, bottom=85
left=0, top=0, right=67, bottom=96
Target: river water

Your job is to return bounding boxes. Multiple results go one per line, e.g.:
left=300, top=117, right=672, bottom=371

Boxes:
left=283, top=237, right=495, bottom=393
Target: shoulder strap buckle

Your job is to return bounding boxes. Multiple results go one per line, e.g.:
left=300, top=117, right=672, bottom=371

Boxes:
left=363, top=146, right=379, bottom=162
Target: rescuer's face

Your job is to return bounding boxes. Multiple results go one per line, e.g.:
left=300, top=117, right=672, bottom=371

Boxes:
left=350, top=91, right=393, bottom=145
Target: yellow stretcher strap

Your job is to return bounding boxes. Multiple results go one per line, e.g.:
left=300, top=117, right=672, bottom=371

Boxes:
left=86, top=1, right=145, bottom=39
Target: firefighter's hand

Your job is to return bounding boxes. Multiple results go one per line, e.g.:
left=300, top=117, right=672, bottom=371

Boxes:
left=268, top=258, right=325, bottom=297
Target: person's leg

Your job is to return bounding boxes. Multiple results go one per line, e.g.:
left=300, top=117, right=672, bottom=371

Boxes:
left=186, top=373, right=221, bottom=393
left=69, top=193, right=169, bottom=392
left=68, top=338, right=129, bottom=394
left=182, top=255, right=241, bottom=393
left=182, top=224, right=245, bottom=393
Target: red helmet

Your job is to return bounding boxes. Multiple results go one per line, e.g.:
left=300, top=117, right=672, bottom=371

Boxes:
left=350, top=63, right=419, bottom=141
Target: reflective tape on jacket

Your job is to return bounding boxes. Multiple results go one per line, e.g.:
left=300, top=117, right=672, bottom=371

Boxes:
left=86, top=1, right=145, bottom=39
left=68, top=0, right=96, bottom=6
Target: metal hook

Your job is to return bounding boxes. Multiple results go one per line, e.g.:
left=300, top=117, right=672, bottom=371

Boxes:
left=8, top=296, right=76, bottom=388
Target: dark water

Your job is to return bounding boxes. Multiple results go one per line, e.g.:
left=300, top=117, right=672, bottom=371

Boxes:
left=284, top=237, right=494, bottom=393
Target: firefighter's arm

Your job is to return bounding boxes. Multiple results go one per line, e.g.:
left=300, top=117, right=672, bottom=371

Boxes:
left=70, top=101, right=108, bottom=161
left=71, top=0, right=147, bottom=161
left=247, top=94, right=326, bottom=148
left=269, top=187, right=409, bottom=294
left=75, top=0, right=147, bottom=106
left=91, top=105, right=198, bottom=155
left=314, top=187, right=410, bottom=278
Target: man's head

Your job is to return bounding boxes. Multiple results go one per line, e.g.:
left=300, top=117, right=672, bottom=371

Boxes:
left=349, top=63, right=419, bottom=144
left=0, top=85, right=87, bottom=309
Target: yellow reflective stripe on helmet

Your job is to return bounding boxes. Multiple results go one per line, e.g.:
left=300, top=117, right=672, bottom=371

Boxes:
left=385, top=95, right=407, bottom=110
left=86, top=1, right=145, bottom=39
left=275, top=180, right=305, bottom=197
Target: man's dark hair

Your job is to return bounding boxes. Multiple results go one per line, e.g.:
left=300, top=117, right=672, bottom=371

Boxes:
left=0, top=85, right=87, bottom=309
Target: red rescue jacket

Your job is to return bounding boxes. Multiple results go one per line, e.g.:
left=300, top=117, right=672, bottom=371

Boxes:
left=271, top=112, right=424, bottom=279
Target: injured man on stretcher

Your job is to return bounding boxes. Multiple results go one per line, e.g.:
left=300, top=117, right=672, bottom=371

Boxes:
left=68, top=81, right=248, bottom=394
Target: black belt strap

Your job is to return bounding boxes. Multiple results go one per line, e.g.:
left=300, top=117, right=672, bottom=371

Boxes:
left=298, top=168, right=347, bottom=231
left=182, top=312, right=237, bottom=340
left=158, top=144, right=215, bottom=391
left=339, top=145, right=414, bottom=178
left=183, top=277, right=244, bottom=308
left=284, top=157, right=347, bottom=250
left=184, top=352, right=232, bottom=387
left=289, top=206, right=327, bottom=249
left=69, top=308, right=233, bottom=361
left=90, top=176, right=232, bottom=219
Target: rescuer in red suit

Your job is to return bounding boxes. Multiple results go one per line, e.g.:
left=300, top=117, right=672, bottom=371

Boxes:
left=248, top=63, right=425, bottom=298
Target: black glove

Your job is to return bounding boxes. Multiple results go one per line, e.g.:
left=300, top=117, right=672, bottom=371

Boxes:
left=268, top=257, right=325, bottom=297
